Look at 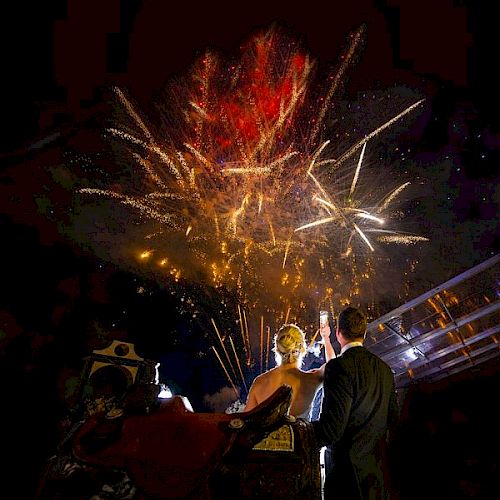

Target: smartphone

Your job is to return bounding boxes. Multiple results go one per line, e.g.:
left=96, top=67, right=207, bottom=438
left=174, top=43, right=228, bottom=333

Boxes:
left=319, top=310, right=329, bottom=327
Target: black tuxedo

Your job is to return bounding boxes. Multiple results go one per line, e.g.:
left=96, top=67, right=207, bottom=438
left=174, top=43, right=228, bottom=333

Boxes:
left=313, top=346, right=398, bottom=500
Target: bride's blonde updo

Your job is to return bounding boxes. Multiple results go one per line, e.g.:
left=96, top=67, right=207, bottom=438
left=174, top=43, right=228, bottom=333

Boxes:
left=273, top=324, right=306, bottom=366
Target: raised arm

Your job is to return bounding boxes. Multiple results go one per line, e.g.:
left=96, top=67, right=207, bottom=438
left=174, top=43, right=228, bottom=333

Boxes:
left=320, top=324, right=336, bottom=362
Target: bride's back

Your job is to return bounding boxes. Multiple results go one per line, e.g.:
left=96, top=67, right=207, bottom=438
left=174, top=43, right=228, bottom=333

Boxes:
left=246, top=364, right=323, bottom=419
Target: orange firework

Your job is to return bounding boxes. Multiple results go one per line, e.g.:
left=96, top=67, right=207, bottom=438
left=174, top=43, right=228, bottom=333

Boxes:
left=78, top=25, right=427, bottom=320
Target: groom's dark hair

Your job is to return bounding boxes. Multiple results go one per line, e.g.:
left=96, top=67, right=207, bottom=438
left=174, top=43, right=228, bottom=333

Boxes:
left=338, top=307, right=366, bottom=341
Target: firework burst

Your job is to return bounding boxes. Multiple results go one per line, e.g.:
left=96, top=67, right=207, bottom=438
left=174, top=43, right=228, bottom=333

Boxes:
left=78, top=25, right=427, bottom=322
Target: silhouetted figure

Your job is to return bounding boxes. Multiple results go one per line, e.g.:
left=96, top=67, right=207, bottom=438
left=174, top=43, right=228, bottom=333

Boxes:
left=313, top=307, right=399, bottom=500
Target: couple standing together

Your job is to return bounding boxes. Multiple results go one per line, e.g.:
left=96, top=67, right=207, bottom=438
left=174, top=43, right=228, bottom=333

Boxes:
left=244, top=307, right=399, bottom=500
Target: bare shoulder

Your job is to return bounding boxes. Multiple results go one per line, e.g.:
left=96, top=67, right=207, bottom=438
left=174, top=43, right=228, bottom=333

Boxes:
left=251, top=368, right=275, bottom=386
left=251, top=373, right=265, bottom=386
left=304, top=365, right=326, bottom=380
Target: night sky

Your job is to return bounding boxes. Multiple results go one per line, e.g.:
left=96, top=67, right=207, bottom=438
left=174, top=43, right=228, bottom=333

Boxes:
left=0, top=1, right=498, bottom=498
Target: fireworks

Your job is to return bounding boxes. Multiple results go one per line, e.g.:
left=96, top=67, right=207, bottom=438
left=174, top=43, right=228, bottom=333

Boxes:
left=78, top=25, right=427, bottom=325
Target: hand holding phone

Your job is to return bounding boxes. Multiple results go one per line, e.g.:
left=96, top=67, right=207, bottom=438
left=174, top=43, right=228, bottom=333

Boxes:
left=318, top=310, right=329, bottom=344
left=319, top=310, right=336, bottom=360
left=320, top=310, right=328, bottom=327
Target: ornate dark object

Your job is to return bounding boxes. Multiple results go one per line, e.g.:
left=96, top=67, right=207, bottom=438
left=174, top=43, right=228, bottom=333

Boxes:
left=37, top=384, right=321, bottom=499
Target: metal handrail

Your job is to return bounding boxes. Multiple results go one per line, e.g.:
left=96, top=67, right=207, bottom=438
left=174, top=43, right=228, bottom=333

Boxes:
left=367, top=253, right=499, bottom=331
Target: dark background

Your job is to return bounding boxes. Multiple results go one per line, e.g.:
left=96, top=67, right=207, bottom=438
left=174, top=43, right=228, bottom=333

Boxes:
left=0, top=1, right=498, bottom=498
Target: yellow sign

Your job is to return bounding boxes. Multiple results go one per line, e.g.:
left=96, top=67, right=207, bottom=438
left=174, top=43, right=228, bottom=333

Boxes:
left=253, top=424, right=294, bottom=452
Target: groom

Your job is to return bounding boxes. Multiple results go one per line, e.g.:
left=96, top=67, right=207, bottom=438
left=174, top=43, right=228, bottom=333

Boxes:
left=312, top=307, right=399, bottom=500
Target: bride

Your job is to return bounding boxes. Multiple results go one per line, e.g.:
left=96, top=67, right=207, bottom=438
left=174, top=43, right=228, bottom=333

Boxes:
left=244, top=323, right=335, bottom=420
